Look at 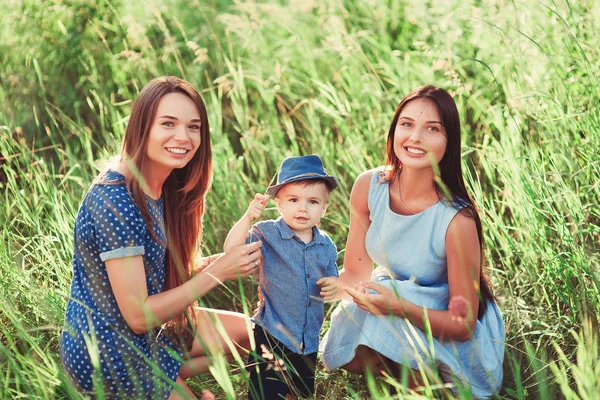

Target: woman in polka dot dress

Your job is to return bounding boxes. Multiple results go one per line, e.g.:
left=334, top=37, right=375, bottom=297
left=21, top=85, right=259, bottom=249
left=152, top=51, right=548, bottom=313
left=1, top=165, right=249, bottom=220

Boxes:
left=60, top=76, right=263, bottom=399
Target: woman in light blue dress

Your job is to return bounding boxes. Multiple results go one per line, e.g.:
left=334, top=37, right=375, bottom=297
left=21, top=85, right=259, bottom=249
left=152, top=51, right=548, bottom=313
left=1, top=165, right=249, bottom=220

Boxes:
left=318, top=86, right=505, bottom=398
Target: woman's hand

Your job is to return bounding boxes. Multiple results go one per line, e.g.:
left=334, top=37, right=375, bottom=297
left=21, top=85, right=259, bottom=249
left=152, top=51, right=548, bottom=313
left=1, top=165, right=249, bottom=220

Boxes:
left=204, top=241, right=263, bottom=282
left=244, top=193, right=269, bottom=223
left=317, top=276, right=340, bottom=302
left=344, top=281, right=404, bottom=316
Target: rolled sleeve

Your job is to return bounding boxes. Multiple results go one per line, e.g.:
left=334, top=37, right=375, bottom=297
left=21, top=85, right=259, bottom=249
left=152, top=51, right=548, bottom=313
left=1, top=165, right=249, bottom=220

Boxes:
left=100, top=246, right=145, bottom=262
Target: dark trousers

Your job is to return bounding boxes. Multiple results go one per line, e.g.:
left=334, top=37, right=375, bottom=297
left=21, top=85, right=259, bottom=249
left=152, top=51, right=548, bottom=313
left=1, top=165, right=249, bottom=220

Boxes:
left=247, top=326, right=317, bottom=400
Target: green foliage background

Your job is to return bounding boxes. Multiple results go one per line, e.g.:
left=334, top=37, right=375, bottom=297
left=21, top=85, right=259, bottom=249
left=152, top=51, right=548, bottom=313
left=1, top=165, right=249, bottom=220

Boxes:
left=1, top=0, right=599, bottom=398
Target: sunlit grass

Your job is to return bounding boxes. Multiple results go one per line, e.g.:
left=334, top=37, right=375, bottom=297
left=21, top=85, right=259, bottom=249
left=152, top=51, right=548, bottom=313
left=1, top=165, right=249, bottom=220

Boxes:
left=1, top=0, right=599, bottom=398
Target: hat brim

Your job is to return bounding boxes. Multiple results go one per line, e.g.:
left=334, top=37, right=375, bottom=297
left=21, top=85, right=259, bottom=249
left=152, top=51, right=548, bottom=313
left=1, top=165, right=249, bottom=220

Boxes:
left=267, top=176, right=338, bottom=198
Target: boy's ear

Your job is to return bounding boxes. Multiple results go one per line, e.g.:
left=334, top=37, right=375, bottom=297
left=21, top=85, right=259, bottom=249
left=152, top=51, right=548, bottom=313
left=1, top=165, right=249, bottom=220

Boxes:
left=321, top=202, right=329, bottom=217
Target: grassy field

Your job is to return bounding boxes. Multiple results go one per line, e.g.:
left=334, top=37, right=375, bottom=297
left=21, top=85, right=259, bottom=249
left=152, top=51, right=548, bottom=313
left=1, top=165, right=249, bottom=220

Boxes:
left=1, top=0, right=599, bottom=398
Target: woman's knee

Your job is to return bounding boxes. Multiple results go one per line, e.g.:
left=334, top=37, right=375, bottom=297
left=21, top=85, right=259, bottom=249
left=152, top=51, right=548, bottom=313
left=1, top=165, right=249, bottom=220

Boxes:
left=341, top=357, right=365, bottom=374
left=341, top=346, right=403, bottom=377
left=208, top=308, right=251, bottom=349
left=189, top=308, right=251, bottom=356
left=341, top=345, right=378, bottom=374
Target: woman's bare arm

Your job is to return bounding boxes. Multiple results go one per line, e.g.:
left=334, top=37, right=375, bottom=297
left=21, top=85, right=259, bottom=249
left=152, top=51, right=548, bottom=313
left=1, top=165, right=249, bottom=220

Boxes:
left=335, top=171, right=377, bottom=298
left=106, top=241, right=262, bottom=334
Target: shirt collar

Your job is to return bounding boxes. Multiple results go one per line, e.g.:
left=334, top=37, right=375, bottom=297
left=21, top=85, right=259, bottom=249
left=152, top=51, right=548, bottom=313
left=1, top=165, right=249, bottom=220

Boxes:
left=275, top=217, right=327, bottom=245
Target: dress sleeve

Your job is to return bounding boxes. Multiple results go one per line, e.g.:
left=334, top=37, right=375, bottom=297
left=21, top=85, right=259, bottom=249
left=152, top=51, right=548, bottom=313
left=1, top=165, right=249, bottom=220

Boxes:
left=87, top=184, right=146, bottom=262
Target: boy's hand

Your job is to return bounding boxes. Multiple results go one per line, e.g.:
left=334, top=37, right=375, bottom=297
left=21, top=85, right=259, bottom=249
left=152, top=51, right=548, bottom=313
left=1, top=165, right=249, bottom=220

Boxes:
left=252, top=287, right=265, bottom=315
left=245, top=193, right=269, bottom=222
left=193, top=253, right=222, bottom=273
left=317, top=276, right=339, bottom=302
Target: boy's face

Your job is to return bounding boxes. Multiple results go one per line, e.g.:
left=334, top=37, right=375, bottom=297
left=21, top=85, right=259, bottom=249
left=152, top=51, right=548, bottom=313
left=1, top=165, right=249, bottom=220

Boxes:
left=276, top=182, right=329, bottom=235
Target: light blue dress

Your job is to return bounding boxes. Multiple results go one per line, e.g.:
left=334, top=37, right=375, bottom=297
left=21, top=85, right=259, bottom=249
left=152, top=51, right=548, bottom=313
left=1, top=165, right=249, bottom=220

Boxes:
left=320, top=170, right=505, bottom=398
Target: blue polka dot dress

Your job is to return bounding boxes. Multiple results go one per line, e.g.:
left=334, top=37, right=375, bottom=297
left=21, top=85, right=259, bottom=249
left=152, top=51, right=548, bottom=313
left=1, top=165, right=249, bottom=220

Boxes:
left=60, top=170, right=183, bottom=399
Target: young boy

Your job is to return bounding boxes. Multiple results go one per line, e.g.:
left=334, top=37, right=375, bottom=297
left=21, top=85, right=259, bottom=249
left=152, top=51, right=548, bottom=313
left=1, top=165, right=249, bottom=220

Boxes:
left=224, top=154, right=339, bottom=400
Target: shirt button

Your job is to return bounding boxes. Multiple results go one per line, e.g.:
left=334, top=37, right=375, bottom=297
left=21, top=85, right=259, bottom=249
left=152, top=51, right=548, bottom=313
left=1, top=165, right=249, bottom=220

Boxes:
left=308, top=301, right=311, bottom=306
left=306, top=274, right=311, bottom=278
left=316, top=255, right=320, bottom=259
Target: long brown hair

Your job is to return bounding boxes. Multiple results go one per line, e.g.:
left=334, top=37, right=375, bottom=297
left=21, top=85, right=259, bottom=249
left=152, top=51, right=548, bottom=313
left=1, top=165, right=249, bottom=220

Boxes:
left=122, top=76, right=212, bottom=338
left=383, top=85, right=493, bottom=318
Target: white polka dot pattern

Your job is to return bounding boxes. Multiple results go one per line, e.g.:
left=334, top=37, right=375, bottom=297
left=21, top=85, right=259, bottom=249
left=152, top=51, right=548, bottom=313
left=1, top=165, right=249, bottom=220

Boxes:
left=60, top=170, right=183, bottom=399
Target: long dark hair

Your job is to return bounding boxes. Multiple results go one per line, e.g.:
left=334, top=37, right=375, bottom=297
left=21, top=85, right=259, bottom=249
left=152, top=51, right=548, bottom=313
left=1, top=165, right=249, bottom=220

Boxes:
left=121, top=76, right=212, bottom=339
left=383, top=85, right=493, bottom=318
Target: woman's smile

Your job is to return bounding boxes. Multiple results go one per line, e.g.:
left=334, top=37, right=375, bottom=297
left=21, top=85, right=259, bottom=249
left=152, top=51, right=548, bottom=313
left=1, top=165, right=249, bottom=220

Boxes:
left=403, top=146, right=427, bottom=156
left=165, top=147, right=191, bottom=155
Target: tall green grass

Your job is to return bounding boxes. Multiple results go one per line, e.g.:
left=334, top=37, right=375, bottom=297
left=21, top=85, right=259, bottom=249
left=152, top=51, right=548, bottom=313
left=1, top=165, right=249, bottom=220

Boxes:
left=1, top=0, right=599, bottom=398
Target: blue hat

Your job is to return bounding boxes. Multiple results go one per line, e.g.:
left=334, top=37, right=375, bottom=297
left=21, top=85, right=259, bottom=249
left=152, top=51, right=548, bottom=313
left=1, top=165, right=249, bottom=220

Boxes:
left=267, top=154, right=338, bottom=198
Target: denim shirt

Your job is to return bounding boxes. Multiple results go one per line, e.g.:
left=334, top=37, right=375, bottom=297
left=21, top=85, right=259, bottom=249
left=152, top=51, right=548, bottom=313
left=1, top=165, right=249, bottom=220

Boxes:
left=247, top=218, right=339, bottom=354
